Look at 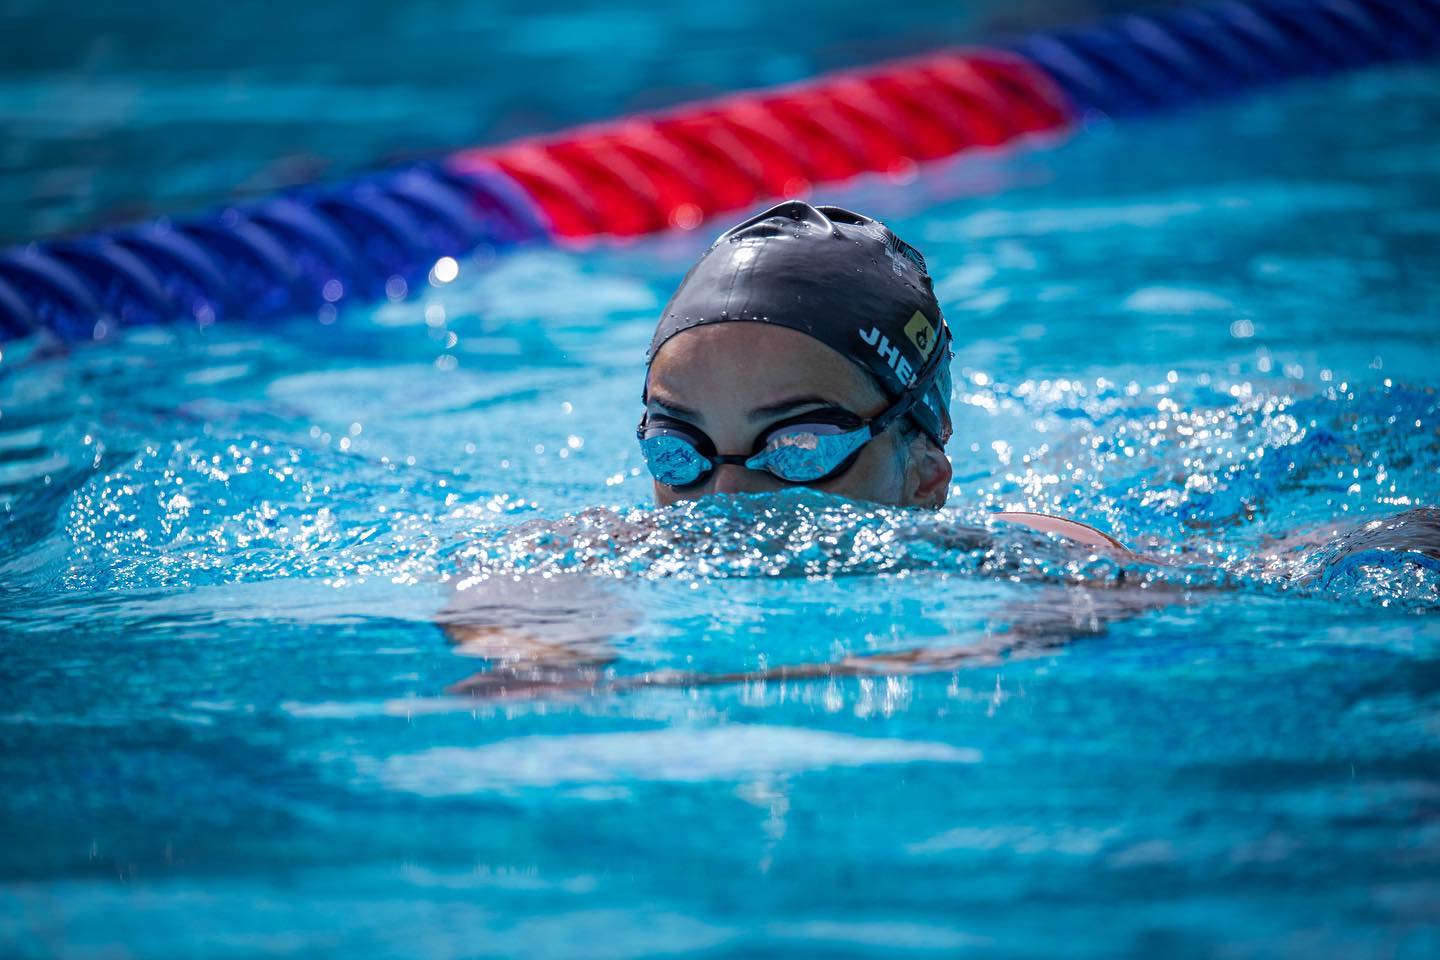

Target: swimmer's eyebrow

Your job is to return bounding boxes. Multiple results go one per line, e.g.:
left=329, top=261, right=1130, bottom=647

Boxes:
left=747, top=395, right=838, bottom=421
left=648, top=393, right=838, bottom=422
left=648, top=396, right=701, bottom=420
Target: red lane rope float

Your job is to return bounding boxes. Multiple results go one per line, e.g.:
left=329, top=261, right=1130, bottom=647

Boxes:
left=649, top=115, right=770, bottom=218
left=449, top=49, right=1071, bottom=242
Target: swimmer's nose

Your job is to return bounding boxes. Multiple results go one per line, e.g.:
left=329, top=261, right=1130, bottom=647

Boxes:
left=709, top=463, right=774, bottom=496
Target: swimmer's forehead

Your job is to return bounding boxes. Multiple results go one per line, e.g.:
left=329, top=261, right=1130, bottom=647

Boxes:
left=646, top=322, right=884, bottom=422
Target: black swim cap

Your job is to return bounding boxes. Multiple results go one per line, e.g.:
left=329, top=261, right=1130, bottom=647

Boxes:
left=648, top=201, right=953, bottom=446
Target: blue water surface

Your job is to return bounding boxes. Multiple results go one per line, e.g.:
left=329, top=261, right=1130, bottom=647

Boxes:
left=2, top=5, right=1440, bottom=959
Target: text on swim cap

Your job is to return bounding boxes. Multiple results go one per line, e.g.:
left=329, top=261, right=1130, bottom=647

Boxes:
left=859, top=326, right=914, bottom=385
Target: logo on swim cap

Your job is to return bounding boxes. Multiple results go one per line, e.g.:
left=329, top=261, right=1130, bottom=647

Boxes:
left=903, top=310, right=937, bottom=361
left=872, top=223, right=928, bottom=278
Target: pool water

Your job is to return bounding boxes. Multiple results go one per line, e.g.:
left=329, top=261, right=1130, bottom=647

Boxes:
left=4, top=20, right=1440, bottom=960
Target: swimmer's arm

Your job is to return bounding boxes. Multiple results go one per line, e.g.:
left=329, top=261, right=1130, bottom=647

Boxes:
left=991, top=511, right=1134, bottom=554
left=446, top=578, right=1178, bottom=700
left=749, top=517, right=1164, bottom=683
left=761, top=506, right=1438, bottom=685
left=441, top=511, right=1156, bottom=699
left=439, top=572, right=636, bottom=698
left=619, top=497, right=1173, bottom=690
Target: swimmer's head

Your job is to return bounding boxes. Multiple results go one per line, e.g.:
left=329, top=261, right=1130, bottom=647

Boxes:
left=640, top=201, right=954, bottom=508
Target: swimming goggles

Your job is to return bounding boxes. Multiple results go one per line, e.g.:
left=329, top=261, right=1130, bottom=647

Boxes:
left=637, top=363, right=940, bottom=488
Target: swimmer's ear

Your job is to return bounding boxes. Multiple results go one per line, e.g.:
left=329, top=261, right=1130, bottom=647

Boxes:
left=907, top=437, right=951, bottom=509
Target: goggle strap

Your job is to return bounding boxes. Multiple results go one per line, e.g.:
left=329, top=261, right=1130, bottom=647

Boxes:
left=868, top=331, right=950, bottom=438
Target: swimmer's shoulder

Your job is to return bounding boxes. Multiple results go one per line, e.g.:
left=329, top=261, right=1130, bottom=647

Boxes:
left=992, top=511, right=1133, bottom=554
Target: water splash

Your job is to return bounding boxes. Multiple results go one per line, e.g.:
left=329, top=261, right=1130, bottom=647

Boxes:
left=949, top=373, right=1439, bottom=544
left=6, top=363, right=1435, bottom=612
left=454, top=491, right=1127, bottom=586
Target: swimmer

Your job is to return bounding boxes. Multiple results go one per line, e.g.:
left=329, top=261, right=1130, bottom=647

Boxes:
left=442, top=201, right=1140, bottom=696
left=636, top=201, right=1129, bottom=550
left=441, top=202, right=1435, bottom=698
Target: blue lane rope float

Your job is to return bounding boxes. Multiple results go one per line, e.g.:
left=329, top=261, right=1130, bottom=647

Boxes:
left=1014, top=0, right=1440, bottom=116
left=1, top=0, right=1437, bottom=343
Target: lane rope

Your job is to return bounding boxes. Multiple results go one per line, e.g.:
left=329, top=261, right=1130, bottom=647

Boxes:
left=2, top=0, right=1436, bottom=341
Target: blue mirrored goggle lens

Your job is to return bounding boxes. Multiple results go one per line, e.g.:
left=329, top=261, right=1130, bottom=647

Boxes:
left=639, top=434, right=711, bottom=486
left=746, top=425, right=870, bottom=482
